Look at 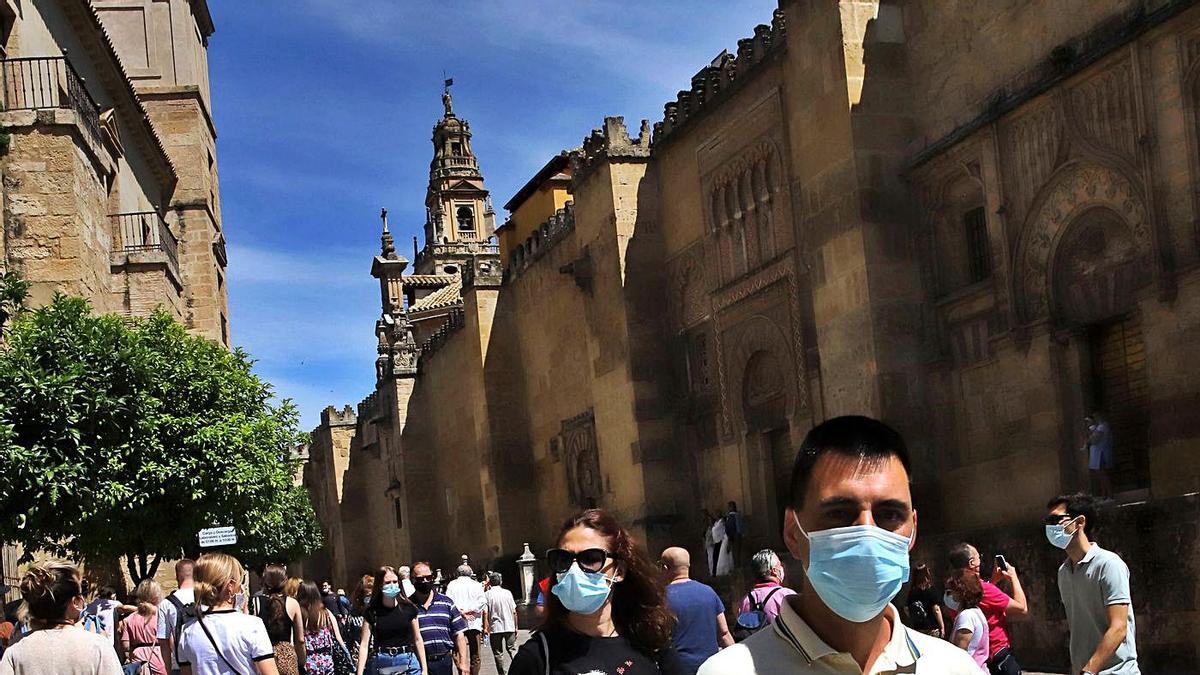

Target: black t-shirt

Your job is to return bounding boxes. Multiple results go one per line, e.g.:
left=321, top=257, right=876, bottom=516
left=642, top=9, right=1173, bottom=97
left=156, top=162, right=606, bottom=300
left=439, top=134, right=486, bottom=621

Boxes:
left=509, top=625, right=685, bottom=675
left=366, top=601, right=418, bottom=649
left=904, top=586, right=941, bottom=630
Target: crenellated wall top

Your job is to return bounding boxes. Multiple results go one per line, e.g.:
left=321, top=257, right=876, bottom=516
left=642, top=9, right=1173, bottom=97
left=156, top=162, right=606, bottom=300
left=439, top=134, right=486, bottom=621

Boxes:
left=652, top=8, right=786, bottom=147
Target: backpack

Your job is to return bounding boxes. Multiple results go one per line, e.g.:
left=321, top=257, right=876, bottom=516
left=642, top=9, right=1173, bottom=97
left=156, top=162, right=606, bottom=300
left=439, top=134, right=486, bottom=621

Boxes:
left=733, top=587, right=781, bottom=642
left=166, top=592, right=198, bottom=663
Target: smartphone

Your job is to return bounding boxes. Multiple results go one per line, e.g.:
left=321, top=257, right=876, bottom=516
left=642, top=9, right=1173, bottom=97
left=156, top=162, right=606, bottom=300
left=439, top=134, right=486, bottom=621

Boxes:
left=995, top=554, right=1009, bottom=571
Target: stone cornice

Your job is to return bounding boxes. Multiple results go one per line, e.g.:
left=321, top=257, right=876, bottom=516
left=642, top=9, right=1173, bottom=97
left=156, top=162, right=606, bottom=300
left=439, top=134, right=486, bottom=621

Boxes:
left=136, top=84, right=218, bottom=141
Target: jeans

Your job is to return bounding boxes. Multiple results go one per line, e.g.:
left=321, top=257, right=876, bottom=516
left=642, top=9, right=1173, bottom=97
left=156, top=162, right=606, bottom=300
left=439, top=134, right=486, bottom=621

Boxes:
left=369, top=651, right=422, bottom=675
left=425, top=652, right=454, bottom=675
left=988, top=647, right=1022, bottom=675
left=489, top=632, right=517, bottom=675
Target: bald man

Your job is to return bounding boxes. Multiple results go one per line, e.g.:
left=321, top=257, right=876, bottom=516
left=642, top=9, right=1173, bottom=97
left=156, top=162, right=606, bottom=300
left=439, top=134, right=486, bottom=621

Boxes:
left=661, top=546, right=734, bottom=675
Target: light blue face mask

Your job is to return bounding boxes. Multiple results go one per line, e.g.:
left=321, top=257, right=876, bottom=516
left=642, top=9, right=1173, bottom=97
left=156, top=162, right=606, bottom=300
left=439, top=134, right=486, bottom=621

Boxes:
left=794, top=513, right=912, bottom=623
left=551, top=562, right=613, bottom=615
left=382, top=582, right=402, bottom=598
left=1045, top=517, right=1079, bottom=549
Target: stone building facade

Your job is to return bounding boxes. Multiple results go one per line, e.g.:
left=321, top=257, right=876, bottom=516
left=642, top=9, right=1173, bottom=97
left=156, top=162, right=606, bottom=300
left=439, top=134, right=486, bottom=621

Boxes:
left=306, top=1, right=1200, bottom=670
left=0, top=0, right=228, bottom=597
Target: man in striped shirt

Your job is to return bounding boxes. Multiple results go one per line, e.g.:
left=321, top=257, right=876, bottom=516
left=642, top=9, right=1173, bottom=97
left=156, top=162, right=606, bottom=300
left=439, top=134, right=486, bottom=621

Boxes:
left=411, top=561, right=469, bottom=675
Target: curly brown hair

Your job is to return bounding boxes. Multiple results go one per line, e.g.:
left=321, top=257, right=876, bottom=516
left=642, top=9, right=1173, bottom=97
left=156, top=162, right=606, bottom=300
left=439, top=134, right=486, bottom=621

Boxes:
left=945, top=568, right=983, bottom=609
left=544, top=509, right=675, bottom=654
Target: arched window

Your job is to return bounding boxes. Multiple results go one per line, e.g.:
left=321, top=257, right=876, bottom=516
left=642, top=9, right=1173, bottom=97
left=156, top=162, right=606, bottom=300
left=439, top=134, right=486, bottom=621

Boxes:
left=964, top=207, right=992, bottom=283
left=456, top=205, right=474, bottom=231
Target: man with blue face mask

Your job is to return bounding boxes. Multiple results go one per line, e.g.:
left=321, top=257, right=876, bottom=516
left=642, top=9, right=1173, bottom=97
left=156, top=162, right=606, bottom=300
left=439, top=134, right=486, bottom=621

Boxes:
left=699, top=415, right=977, bottom=674
left=1045, top=493, right=1139, bottom=675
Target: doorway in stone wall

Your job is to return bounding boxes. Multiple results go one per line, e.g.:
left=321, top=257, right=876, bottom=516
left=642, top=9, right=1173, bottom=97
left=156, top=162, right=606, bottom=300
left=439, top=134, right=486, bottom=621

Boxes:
left=765, top=426, right=792, bottom=544
left=1088, top=316, right=1150, bottom=493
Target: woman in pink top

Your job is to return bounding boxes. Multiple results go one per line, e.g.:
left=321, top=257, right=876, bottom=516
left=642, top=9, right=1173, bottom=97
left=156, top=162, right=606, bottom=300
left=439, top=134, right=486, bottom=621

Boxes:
left=119, top=579, right=167, bottom=675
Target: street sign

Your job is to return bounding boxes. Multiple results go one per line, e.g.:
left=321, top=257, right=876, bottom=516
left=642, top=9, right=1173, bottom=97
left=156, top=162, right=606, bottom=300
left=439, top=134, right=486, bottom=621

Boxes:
left=198, top=526, right=237, bottom=548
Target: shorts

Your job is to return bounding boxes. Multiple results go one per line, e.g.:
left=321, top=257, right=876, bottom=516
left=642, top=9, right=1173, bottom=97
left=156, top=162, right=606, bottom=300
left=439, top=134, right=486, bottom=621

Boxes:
left=1089, top=444, right=1113, bottom=470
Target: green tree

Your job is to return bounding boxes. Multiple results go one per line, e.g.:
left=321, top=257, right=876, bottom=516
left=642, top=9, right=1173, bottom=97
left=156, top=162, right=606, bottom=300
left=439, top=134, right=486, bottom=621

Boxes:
left=0, top=292, right=322, bottom=579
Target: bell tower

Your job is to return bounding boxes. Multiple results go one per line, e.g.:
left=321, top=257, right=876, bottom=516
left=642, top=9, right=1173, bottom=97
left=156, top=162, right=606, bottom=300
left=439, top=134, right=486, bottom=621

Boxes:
left=415, top=80, right=497, bottom=275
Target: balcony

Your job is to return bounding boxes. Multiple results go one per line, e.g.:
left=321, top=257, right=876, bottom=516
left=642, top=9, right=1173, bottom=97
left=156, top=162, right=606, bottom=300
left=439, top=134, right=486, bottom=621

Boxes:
left=1, top=55, right=102, bottom=147
left=112, top=211, right=179, bottom=270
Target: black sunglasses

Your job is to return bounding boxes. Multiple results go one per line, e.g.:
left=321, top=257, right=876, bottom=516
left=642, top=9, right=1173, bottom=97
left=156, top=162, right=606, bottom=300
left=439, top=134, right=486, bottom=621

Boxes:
left=546, top=548, right=617, bottom=574
left=412, top=574, right=434, bottom=582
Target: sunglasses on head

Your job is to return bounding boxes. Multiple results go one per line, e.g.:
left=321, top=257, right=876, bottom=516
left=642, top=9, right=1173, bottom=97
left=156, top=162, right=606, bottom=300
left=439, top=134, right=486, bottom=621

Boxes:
left=546, top=548, right=617, bottom=575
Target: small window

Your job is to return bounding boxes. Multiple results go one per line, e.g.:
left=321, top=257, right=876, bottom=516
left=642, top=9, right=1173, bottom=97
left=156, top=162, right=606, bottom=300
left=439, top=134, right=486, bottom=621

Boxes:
left=964, top=207, right=992, bottom=283
left=443, top=265, right=458, bottom=275
left=393, top=499, right=403, bottom=528
left=451, top=141, right=463, bottom=155
left=456, top=205, right=474, bottom=231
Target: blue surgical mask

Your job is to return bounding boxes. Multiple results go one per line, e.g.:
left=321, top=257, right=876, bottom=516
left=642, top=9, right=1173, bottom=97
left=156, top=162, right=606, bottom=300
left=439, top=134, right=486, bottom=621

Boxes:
left=794, top=514, right=911, bottom=623
left=382, top=582, right=402, bottom=598
left=1045, top=518, right=1078, bottom=549
left=551, top=562, right=613, bottom=615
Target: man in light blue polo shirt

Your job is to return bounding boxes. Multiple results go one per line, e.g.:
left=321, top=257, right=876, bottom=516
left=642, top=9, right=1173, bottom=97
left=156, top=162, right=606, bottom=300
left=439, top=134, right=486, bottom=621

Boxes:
left=1045, top=493, right=1139, bottom=675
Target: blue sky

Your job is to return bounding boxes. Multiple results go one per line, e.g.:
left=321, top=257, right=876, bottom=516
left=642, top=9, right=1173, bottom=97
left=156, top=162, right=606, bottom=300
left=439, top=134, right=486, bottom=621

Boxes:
left=211, top=1, right=778, bottom=430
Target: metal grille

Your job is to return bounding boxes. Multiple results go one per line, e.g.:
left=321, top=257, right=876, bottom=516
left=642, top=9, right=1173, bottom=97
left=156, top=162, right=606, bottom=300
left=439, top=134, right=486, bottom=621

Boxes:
left=964, top=207, right=992, bottom=283
left=1091, top=317, right=1150, bottom=491
left=1, top=56, right=102, bottom=147
left=112, top=211, right=179, bottom=270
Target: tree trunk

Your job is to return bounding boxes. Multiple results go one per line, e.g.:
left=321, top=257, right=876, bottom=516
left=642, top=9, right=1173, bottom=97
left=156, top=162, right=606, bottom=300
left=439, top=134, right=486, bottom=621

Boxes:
left=125, top=554, right=140, bottom=583
left=147, top=554, right=162, bottom=580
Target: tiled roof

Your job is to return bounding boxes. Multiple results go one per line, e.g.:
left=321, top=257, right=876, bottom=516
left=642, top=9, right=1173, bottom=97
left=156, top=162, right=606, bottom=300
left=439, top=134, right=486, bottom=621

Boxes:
left=409, top=277, right=462, bottom=313
left=404, top=274, right=456, bottom=287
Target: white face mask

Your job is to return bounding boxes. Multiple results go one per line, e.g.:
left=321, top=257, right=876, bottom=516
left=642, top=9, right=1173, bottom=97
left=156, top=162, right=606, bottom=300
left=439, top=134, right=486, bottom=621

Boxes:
left=943, top=590, right=961, bottom=612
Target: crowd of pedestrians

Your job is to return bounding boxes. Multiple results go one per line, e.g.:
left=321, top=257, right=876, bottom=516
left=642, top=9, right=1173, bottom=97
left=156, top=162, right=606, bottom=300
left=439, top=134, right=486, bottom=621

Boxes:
left=0, top=415, right=1142, bottom=675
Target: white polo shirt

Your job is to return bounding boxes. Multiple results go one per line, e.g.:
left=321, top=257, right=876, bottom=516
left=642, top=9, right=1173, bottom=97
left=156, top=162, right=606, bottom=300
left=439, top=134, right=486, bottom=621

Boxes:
left=698, top=598, right=980, bottom=674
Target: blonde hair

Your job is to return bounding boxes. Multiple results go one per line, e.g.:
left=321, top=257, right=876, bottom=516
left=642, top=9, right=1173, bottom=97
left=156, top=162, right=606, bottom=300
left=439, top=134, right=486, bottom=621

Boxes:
left=19, top=561, right=83, bottom=626
left=193, top=553, right=244, bottom=610
left=135, top=578, right=163, bottom=616
left=283, top=576, right=302, bottom=599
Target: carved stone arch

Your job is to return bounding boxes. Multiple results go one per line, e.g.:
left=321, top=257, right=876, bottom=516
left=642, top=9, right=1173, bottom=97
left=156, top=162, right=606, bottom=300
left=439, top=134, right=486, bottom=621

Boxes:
left=1014, top=162, right=1151, bottom=323
left=726, top=315, right=797, bottom=435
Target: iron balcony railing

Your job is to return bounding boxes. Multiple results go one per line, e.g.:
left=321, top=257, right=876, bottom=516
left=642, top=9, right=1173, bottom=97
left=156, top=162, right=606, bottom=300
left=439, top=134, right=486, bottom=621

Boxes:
left=1, top=55, right=102, bottom=147
left=112, top=211, right=178, bottom=270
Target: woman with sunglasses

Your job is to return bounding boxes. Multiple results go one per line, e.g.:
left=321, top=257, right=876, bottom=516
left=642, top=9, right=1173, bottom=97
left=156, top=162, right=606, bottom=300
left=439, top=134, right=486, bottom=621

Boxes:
left=509, top=509, right=684, bottom=675
left=0, top=561, right=122, bottom=675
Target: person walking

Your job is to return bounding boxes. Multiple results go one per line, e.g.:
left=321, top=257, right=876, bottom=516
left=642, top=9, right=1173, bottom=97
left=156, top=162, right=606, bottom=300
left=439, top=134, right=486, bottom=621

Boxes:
left=736, top=549, right=796, bottom=635
left=901, top=563, right=944, bottom=638
left=397, top=567, right=416, bottom=599
left=346, top=574, right=374, bottom=662
left=1046, top=493, right=1140, bottom=675
left=484, top=572, right=518, bottom=675
left=445, top=565, right=487, bottom=675
left=157, top=558, right=196, bottom=675
left=945, top=569, right=990, bottom=674
left=356, top=566, right=426, bottom=675
left=660, top=547, right=732, bottom=675
left=722, top=503, right=744, bottom=566
left=0, top=561, right=123, bottom=675
left=250, top=565, right=306, bottom=675
left=175, top=552, right=279, bottom=675
left=298, top=580, right=347, bottom=675
left=410, top=561, right=469, bottom=675
left=509, top=508, right=685, bottom=675
left=698, top=416, right=979, bottom=674
left=119, top=579, right=168, bottom=675
left=947, top=542, right=1028, bottom=675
